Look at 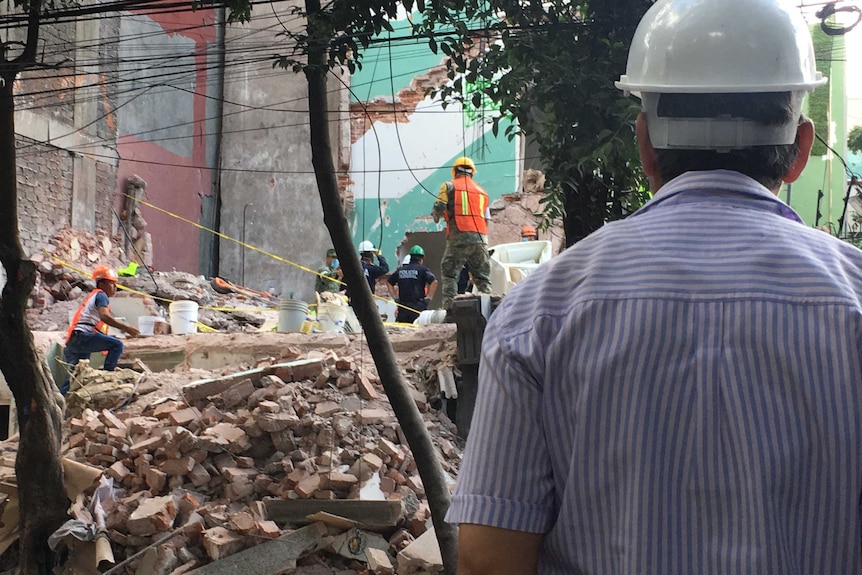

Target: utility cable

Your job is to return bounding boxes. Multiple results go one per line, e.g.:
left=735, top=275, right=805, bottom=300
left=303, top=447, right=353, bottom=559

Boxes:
left=111, top=206, right=159, bottom=291
left=119, top=192, right=423, bottom=317
left=386, top=30, right=437, bottom=200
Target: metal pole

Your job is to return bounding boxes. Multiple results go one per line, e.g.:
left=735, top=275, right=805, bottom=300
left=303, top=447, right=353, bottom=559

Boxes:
left=241, top=203, right=253, bottom=286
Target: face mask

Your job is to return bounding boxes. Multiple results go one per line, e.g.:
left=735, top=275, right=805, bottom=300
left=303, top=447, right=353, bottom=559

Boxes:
left=331, top=259, right=340, bottom=269
left=521, top=237, right=530, bottom=242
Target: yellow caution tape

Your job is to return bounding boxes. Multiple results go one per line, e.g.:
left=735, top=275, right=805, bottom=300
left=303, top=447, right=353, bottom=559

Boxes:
left=120, top=192, right=426, bottom=317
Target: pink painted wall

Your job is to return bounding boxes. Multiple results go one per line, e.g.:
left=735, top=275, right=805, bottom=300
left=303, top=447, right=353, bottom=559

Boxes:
left=116, top=137, right=208, bottom=274
left=115, top=5, right=218, bottom=274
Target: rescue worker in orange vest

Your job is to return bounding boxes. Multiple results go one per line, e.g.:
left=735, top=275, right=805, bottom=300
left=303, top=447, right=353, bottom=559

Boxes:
left=432, top=156, right=492, bottom=309
left=61, top=265, right=140, bottom=395
left=521, top=225, right=539, bottom=242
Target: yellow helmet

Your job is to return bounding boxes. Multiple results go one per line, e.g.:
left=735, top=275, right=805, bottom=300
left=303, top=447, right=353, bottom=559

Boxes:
left=452, top=156, right=476, bottom=177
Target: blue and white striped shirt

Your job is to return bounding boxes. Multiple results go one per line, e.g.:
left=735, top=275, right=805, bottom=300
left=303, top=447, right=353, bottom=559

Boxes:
left=446, top=170, right=862, bottom=574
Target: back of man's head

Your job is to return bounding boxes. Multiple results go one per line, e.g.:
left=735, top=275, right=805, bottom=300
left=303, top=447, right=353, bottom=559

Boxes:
left=617, top=0, right=826, bottom=189
left=651, top=92, right=800, bottom=189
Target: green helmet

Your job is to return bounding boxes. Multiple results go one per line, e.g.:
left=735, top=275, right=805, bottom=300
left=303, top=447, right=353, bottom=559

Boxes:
left=409, top=245, right=425, bottom=256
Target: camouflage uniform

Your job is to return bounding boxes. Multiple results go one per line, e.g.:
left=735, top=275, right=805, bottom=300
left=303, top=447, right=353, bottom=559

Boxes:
left=440, top=229, right=491, bottom=309
left=433, top=178, right=492, bottom=309
left=315, top=265, right=342, bottom=293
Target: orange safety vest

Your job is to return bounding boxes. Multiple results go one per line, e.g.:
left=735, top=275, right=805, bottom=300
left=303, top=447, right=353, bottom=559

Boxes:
left=65, top=289, right=110, bottom=343
left=447, top=176, right=489, bottom=235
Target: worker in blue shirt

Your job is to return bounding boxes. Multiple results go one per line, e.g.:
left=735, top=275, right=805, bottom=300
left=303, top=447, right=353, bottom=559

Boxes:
left=387, top=245, right=438, bottom=324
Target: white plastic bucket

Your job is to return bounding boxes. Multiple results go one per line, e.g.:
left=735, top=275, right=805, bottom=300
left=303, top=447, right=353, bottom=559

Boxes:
left=278, top=299, right=308, bottom=333
left=317, top=302, right=348, bottom=333
left=169, top=300, right=199, bottom=334
left=138, top=316, right=160, bottom=335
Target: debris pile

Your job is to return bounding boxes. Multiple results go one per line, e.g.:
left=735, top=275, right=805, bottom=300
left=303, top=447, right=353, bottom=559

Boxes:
left=28, top=228, right=126, bottom=308
left=62, top=351, right=460, bottom=574
left=26, top=229, right=275, bottom=334
left=65, top=361, right=141, bottom=417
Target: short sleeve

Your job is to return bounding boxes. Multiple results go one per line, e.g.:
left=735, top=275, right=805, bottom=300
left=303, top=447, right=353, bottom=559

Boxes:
left=445, top=302, right=556, bottom=533
left=94, top=292, right=110, bottom=308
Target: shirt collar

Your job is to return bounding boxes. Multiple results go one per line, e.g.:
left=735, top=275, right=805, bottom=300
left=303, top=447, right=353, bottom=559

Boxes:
left=634, top=170, right=804, bottom=224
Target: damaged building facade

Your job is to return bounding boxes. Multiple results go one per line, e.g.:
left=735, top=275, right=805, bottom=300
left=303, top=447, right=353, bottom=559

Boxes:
left=7, top=0, right=345, bottom=303
left=8, top=2, right=544, bottom=305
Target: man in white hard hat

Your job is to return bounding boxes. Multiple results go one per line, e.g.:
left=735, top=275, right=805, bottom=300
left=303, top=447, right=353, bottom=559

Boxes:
left=446, top=1, right=862, bottom=573
left=356, top=240, right=389, bottom=293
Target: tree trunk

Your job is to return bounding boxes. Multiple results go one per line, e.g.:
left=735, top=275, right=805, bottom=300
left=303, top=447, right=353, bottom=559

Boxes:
left=563, top=175, right=609, bottom=247
left=303, top=3, right=457, bottom=573
left=0, top=66, right=69, bottom=575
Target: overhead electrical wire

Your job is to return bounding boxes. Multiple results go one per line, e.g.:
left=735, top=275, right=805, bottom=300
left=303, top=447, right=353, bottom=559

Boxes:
left=4, top=0, right=854, bottom=180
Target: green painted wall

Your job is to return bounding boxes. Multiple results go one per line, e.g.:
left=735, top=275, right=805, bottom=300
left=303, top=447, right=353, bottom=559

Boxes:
left=780, top=27, right=846, bottom=230
left=349, top=21, right=520, bottom=260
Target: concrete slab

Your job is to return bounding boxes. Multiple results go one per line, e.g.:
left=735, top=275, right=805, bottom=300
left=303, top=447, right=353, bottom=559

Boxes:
left=264, top=498, right=401, bottom=528
left=186, top=522, right=326, bottom=575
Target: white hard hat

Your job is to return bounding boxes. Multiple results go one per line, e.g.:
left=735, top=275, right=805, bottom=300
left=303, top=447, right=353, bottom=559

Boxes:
left=616, top=0, right=827, bottom=149
left=358, top=240, right=375, bottom=253
left=402, top=255, right=411, bottom=265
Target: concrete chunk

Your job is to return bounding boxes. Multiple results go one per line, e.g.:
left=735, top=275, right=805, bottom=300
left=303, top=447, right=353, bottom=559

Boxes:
left=366, top=547, right=395, bottom=575
left=314, top=401, right=342, bottom=417
left=183, top=367, right=267, bottom=402
left=202, top=526, right=245, bottom=561
left=200, top=423, right=251, bottom=453
left=221, top=378, right=255, bottom=408
left=359, top=409, right=394, bottom=425
left=397, top=527, right=443, bottom=574
left=127, top=495, right=178, bottom=536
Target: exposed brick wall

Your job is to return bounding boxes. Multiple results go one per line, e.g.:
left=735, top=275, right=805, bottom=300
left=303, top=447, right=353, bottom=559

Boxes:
left=10, top=17, right=119, bottom=260
left=15, top=137, right=74, bottom=257
left=349, top=64, right=451, bottom=145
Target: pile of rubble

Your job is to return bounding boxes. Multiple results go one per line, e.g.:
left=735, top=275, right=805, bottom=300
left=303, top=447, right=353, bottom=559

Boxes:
left=28, top=228, right=127, bottom=308
left=26, top=228, right=274, bottom=333
left=59, top=349, right=460, bottom=574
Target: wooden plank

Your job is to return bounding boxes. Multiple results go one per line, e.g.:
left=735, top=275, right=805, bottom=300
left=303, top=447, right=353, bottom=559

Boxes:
left=186, top=522, right=326, bottom=575
left=264, top=498, right=401, bottom=528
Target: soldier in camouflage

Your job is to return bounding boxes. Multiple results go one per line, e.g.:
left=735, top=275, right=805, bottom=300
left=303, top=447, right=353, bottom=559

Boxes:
left=315, top=248, right=343, bottom=294
left=432, top=156, right=492, bottom=309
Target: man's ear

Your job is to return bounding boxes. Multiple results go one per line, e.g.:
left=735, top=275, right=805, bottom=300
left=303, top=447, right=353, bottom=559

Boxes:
left=636, top=112, right=661, bottom=187
left=636, top=113, right=658, bottom=177
left=783, top=119, right=815, bottom=184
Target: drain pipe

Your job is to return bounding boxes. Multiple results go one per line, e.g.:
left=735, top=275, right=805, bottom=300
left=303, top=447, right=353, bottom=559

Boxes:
left=200, top=5, right=227, bottom=277
left=241, top=202, right=253, bottom=285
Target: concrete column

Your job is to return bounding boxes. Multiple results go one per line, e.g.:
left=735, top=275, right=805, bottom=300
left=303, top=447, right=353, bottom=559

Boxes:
left=71, top=155, right=96, bottom=231
left=71, top=15, right=101, bottom=231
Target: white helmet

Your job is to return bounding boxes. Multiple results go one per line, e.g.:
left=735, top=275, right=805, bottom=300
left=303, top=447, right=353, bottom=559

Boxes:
left=616, top=0, right=827, bottom=149
left=358, top=240, right=376, bottom=253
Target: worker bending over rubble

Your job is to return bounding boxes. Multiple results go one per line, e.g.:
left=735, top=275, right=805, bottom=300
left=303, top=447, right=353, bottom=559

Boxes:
left=62, top=265, right=139, bottom=395
left=447, top=0, right=862, bottom=573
